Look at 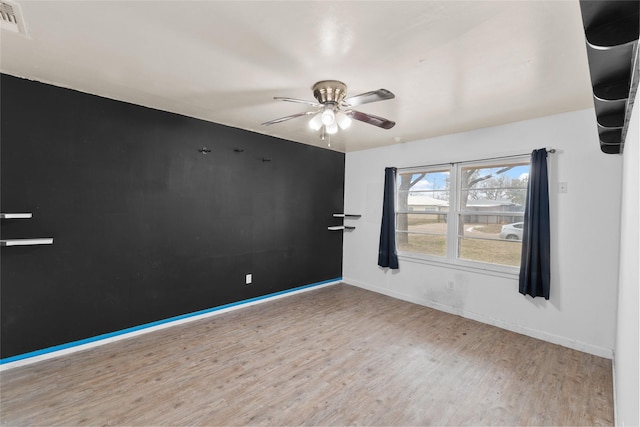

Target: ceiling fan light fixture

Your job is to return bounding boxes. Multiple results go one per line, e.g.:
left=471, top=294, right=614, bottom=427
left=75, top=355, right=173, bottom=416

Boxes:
left=321, top=107, right=335, bottom=126
left=325, top=122, right=339, bottom=134
left=336, top=111, right=352, bottom=130
left=309, top=112, right=323, bottom=131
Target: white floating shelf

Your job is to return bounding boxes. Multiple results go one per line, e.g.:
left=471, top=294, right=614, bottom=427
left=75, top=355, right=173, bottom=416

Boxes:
left=1, top=213, right=33, bottom=219
left=1, top=238, right=54, bottom=247
left=332, top=213, right=362, bottom=218
left=327, top=226, right=356, bottom=231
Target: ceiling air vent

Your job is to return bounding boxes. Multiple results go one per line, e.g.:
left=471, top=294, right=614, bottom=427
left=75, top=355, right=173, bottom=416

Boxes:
left=0, top=0, right=27, bottom=36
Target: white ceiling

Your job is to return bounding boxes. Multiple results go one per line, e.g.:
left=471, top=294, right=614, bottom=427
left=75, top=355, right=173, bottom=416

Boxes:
left=0, top=1, right=594, bottom=152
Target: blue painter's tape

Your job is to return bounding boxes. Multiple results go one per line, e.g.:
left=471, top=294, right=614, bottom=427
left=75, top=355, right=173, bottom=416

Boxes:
left=0, top=278, right=342, bottom=365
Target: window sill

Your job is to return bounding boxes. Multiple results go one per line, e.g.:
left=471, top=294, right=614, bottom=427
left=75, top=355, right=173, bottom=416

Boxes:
left=397, top=252, right=520, bottom=280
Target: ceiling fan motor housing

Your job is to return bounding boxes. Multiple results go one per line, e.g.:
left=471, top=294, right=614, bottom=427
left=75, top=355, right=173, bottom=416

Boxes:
left=312, top=80, right=347, bottom=105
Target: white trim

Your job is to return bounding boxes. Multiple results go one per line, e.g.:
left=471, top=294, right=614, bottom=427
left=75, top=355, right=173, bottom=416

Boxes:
left=0, top=280, right=340, bottom=371
left=343, top=277, right=614, bottom=359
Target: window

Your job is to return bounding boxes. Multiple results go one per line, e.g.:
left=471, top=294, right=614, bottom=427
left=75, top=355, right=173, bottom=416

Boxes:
left=396, top=156, right=530, bottom=272
left=396, top=168, right=450, bottom=257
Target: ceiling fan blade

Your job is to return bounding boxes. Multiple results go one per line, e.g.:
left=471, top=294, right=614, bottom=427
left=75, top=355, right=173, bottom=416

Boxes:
left=274, top=97, right=321, bottom=107
left=345, top=110, right=396, bottom=129
left=343, top=89, right=395, bottom=107
left=261, top=110, right=316, bottom=126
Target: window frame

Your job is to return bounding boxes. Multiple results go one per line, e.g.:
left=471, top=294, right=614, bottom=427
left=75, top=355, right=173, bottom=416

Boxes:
left=396, top=155, right=531, bottom=276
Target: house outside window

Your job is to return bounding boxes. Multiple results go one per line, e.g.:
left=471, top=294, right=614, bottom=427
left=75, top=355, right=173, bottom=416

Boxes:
left=396, top=156, right=530, bottom=273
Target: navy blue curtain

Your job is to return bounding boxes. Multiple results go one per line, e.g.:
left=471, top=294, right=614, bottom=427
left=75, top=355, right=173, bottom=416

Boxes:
left=519, top=149, right=550, bottom=299
left=378, top=167, right=399, bottom=269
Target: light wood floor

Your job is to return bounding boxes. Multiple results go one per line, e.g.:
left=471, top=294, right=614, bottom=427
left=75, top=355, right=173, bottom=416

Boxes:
left=0, top=283, right=613, bottom=426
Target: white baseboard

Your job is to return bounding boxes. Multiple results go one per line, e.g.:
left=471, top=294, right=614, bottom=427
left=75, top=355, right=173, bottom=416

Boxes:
left=0, top=279, right=341, bottom=372
left=343, top=277, right=614, bottom=359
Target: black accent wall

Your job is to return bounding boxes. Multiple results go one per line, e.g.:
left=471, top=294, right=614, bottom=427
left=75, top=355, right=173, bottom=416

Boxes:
left=0, top=74, right=344, bottom=359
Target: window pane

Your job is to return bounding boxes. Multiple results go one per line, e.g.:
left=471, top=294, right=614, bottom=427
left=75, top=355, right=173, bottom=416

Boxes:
left=397, top=232, right=447, bottom=256
left=396, top=213, right=447, bottom=257
left=459, top=162, right=529, bottom=211
left=397, top=170, right=449, bottom=214
left=456, top=159, right=529, bottom=267
left=397, top=213, right=448, bottom=233
left=458, top=215, right=524, bottom=241
left=459, top=238, right=522, bottom=267
left=396, top=168, right=450, bottom=258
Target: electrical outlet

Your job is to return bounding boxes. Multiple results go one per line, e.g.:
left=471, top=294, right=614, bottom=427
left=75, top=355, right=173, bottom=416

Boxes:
left=245, top=274, right=252, bottom=285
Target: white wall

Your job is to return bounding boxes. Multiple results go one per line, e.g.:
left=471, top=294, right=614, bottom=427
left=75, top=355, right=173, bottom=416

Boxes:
left=343, top=109, right=621, bottom=358
left=614, top=88, right=639, bottom=426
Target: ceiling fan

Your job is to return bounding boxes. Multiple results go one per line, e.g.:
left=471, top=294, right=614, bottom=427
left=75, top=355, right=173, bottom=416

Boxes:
left=262, top=80, right=396, bottom=140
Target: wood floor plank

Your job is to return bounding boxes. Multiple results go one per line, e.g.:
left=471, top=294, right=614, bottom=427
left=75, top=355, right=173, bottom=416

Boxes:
left=0, top=283, right=613, bottom=426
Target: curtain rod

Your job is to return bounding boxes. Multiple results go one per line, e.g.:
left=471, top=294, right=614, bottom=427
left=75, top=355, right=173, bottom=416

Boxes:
left=398, top=148, right=556, bottom=171
left=456, top=148, right=556, bottom=165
